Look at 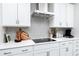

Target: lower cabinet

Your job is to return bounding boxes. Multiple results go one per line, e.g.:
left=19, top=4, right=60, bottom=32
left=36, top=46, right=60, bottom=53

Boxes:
left=49, top=47, right=59, bottom=56
left=0, top=46, right=34, bottom=56
left=49, top=43, right=59, bottom=56
left=73, top=40, right=79, bottom=56
left=59, top=41, right=73, bottom=56
left=33, top=42, right=60, bottom=56
left=60, top=46, right=72, bottom=56
left=33, top=43, right=50, bottom=56
left=1, top=39, right=79, bottom=56
left=73, top=49, right=79, bottom=56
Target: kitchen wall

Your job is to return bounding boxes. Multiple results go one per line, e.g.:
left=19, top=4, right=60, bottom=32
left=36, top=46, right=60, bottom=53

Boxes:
left=0, top=3, right=79, bottom=43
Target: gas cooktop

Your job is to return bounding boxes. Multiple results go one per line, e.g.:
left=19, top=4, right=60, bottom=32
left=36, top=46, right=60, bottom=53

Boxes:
left=33, top=38, right=56, bottom=43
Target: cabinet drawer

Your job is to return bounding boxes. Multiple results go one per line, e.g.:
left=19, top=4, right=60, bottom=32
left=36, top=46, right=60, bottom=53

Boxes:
left=75, top=40, right=79, bottom=44
left=0, top=49, right=16, bottom=56
left=34, top=44, right=49, bottom=50
left=60, top=42, right=68, bottom=46
left=13, top=46, right=33, bottom=54
left=74, top=53, right=79, bottom=56
left=59, top=41, right=72, bottom=47
left=75, top=45, right=79, bottom=48
left=73, top=49, right=79, bottom=52
left=73, top=40, right=79, bottom=48
left=50, top=43, right=59, bottom=48
left=73, top=49, right=79, bottom=56
left=0, top=46, right=33, bottom=56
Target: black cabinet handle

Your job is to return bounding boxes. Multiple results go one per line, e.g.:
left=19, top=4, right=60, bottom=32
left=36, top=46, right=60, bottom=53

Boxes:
left=22, top=49, right=28, bottom=52
left=47, top=51, right=50, bottom=56
left=4, top=52, right=12, bottom=55
left=66, top=47, right=69, bottom=52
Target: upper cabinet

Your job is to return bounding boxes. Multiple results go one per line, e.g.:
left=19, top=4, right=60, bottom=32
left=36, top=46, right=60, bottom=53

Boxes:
left=49, top=3, right=74, bottom=28
left=2, top=3, right=74, bottom=28
left=53, top=3, right=67, bottom=28
left=18, top=3, right=30, bottom=27
left=2, top=3, right=31, bottom=27
left=2, top=4, right=17, bottom=27
left=66, top=4, right=74, bottom=27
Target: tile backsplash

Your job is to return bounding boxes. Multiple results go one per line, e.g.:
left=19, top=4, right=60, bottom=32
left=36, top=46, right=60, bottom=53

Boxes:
left=5, top=16, right=49, bottom=41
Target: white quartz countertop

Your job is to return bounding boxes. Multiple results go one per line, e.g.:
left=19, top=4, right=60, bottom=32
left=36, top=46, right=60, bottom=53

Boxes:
left=51, top=38, right=79, bottom=41
left=0, top=40, right=35, bottom=49
left=0, top=38, right=79, bottom=49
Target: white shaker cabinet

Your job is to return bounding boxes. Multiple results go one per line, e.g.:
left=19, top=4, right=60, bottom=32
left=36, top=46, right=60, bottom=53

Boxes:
left=2, top=3, right=31, bottom=27
left=66, top=4, right=74, bottom=27
left=33, top=44, right=50, bottom=56
left=49, top=43, right=59, bottom=56
left=49, top=3, right=74, bottom=28
left=18, top=3, right=30, bottom=27
left=33, top=42, right=60, bottom=56
left=49, top=47, right=59, bottom=56
left=73, top=40, right=79, bottom=56
left=59, top=41, right=73, bottom=56
left=0, top=45, right=33, bottom=56
left=53, top=3, right=67, bottom=27
left=2, top=4, right=17, bottom=26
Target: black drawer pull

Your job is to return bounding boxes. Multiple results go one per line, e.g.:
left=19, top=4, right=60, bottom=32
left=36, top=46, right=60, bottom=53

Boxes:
left=61, top=43, right=66, bottom=46
left=22, top=49, right=28, bottom=52
left=4, top=52, right=12, bottom=55
left=66, top=48, right=69, bottom=52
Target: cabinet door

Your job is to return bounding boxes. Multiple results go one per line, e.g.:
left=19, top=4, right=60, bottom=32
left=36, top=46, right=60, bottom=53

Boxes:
left=66, top=4, right=74, bottom=27
left=34, top=51, right=48, bottom=56
left=34, top=43, right=50, bottom=56
left=2, top=3, right=17, bottom=27
left=54, top=3, right=67, bottom=27
left=49, top=43, right=59, bottom=56
left=73, top=40, right=79, bottom=56
left=60, top=46, right=73, bottom=56
left=73, top=49, right=79, bottom=56
left=50, top=47, right=59, bottom=56
left=59, top=41, right=73, bottom=56
left=18, top=3, right=30, bottom=27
